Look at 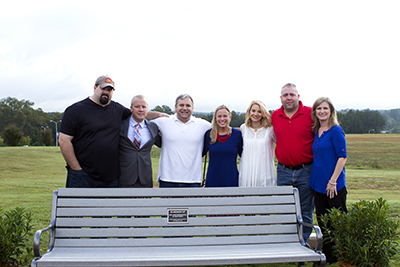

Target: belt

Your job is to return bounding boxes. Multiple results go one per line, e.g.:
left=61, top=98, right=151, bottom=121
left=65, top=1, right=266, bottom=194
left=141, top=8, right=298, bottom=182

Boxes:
left=280, top=161, right=313, bottom=171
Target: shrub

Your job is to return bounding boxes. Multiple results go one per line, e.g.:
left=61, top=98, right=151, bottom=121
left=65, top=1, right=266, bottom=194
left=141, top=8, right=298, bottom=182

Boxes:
left=321, top=198, right=400, bottom=267
left=2, top=125, right=23, bottom=146
left=0, top=207, right=34, bottom=267
left=18, top=136, right=31, bottom=147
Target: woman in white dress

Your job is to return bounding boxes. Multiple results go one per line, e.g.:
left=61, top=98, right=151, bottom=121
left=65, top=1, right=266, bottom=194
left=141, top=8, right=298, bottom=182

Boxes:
left=239, top=100, right=276, bottom=187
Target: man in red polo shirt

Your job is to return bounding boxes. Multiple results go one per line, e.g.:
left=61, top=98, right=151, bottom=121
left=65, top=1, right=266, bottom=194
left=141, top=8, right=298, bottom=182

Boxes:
left=271, top=83, right=314, bottom=246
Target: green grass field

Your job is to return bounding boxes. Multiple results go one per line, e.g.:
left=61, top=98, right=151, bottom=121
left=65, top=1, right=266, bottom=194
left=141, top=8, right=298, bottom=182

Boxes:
left=1, top=134, right=399, bottom=266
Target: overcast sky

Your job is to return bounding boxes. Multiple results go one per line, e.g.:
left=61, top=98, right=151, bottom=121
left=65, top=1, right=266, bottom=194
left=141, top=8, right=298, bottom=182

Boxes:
left=1, top=1, right=399, bottom=113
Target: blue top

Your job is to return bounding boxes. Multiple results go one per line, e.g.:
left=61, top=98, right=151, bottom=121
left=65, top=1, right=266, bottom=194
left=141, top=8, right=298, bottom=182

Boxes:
left=203, top=128, right=243, bottom=187
left=310, top=125, right=347, bottom=194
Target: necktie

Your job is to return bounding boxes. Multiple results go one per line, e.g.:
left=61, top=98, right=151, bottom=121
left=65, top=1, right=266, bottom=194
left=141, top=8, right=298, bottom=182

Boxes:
left=133, top=124, right=141, bottom=149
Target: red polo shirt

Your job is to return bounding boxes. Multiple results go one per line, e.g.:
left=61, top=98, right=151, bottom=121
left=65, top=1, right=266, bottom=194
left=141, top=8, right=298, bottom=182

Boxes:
left=271, top=101, right=314, bottom=166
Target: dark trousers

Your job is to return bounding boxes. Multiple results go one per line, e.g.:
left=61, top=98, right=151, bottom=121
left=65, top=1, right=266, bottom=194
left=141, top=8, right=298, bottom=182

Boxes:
left=66, top=166, right=118, bottom=188
left=314, top=187, right=347, bottom=264
left=159, top=180, right=201, bottom=188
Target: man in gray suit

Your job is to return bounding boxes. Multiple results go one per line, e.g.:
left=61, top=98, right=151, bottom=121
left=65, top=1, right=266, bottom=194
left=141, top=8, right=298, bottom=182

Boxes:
left=118, top=95, right=161, bottom=187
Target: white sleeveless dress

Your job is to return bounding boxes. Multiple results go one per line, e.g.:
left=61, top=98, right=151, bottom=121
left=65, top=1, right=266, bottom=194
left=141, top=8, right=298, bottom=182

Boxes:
left=239, top=124, right=276, bottom=187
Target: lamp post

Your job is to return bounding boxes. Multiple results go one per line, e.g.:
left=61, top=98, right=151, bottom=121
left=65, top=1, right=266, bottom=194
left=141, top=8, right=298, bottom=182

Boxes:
left=50, top=120, right=62, bottom=146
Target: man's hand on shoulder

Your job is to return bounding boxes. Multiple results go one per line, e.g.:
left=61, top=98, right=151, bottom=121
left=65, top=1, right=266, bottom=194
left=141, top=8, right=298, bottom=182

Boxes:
left=146, top=111, right=170, bottom=120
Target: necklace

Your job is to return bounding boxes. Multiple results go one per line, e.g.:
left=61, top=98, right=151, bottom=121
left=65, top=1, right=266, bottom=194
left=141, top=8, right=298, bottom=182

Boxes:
left=217, top=132, right=231, bottom=143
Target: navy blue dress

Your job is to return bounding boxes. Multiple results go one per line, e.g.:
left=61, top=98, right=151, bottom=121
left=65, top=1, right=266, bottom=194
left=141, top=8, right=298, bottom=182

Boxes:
left=203, top=128, right=243, bottom=187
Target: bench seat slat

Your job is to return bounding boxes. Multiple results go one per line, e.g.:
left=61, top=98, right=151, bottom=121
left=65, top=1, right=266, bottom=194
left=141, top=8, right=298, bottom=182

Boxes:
left=55, top=214, right=297, bottom=227
left=54, top=234, right=300, bottom=247
left=55, top=224, right=298, bottom=238
left=36, top=243, right=321, bottom=267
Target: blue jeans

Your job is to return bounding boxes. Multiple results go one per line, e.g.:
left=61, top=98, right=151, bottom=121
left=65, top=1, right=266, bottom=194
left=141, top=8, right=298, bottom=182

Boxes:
left=159, top=180, right=202, bottom=188
left=277, top=163, right=314, bottom=244
left=66, top=167, right=118, bottom=188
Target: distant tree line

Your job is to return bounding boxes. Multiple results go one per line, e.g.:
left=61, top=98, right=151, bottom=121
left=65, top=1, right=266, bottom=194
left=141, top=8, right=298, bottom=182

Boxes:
left=1, top=97, right=398, bottom=146
left=337, top=109, right=386, bottom=134
left=152, top=105, right=392, bottom=134
left=380, top=109, right=400, bottom=133
left=0, top=97, right=62, bottom=146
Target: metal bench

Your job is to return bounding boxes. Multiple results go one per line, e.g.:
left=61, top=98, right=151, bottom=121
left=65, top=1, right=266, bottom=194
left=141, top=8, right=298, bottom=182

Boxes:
left=32, top=186, right=326, bottom=267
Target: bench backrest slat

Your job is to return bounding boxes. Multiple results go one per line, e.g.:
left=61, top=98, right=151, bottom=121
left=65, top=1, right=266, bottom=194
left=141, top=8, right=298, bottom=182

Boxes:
left=56, top=204, right=295, bottom=217
left=56, top=186, right=294, bottom=197
left=57, top=195, right=295, bottom=207
left=55, top=224, right=298, bottom=238
left=55, top=213, right=296, bottom=227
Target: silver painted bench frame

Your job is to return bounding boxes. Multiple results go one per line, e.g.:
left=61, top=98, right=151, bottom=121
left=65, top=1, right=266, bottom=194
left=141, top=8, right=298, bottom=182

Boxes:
left=32, top=186, right=326, bottom=267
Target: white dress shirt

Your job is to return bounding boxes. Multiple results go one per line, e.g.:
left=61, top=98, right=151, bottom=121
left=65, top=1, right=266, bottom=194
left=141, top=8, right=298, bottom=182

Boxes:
left=127, top=117, right=152, bottom=148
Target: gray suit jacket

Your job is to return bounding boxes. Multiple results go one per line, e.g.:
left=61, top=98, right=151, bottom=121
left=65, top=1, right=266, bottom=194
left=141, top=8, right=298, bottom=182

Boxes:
left=118, top=118, right=161, bottom=187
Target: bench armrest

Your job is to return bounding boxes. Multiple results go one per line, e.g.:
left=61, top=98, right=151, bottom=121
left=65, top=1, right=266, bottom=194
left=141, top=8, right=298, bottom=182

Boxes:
left=33, top=220, right=56, bottom=258
left=297, top=216, right=323, bottom=253
left=312, top=224, right=323, bottom=252
left=292, top=188, right=324, bottom=254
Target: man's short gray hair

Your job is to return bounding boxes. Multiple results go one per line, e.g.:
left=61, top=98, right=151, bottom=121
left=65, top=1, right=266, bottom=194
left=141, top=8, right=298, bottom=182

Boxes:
left=175, top=94, right=194, bottom=106
left=281, top=83, right=298, bottom=94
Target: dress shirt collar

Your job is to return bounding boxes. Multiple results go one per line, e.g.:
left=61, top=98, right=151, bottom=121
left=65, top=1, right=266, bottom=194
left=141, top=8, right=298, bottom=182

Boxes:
left=129, top=117, right=146, bottom=129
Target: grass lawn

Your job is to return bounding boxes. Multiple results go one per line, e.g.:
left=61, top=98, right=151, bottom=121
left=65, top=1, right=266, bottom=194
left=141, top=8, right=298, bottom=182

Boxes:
left=1, top=134, right=399, bottom=266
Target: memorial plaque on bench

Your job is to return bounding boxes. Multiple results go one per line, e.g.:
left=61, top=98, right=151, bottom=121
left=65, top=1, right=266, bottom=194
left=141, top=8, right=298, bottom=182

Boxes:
left=167, top=209, right=189, bottom=223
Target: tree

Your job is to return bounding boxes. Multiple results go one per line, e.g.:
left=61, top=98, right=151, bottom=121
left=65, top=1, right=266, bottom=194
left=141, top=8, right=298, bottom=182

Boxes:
left=230, top=111, right=245, bottom=127
left=338, top=109, right=386, bottom=134
left=152, top=105, right=173, bottom=115
left=2, top=125, right=23, bottom=146
left=19, top=136, right=31, bottom=146
left=40, top=128, right=53, bottom=146
left=0, top=135, right=3, bottom=145
left=0, top=97, right=51, bottom=145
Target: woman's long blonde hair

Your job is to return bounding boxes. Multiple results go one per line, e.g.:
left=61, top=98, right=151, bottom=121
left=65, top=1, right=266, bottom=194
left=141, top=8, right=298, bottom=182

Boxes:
left=245, top=100, right=272, bottom=128
left=210, top=105, right=231, bottom=144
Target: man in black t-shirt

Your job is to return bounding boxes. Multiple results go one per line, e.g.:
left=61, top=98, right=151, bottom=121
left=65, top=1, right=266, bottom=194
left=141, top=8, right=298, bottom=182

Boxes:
left=59, top=75, right=131, bottom=188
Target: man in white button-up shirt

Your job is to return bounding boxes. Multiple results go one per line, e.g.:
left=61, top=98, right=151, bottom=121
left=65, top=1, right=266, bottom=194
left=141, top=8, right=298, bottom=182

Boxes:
left=153, top=94, right=211, bottom=187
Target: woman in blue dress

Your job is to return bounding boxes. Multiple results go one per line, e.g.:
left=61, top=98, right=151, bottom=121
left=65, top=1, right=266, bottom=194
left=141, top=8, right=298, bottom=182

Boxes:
left=310, top=97, right=347, bottom=265
left=203, top=105, right=243, bottom=187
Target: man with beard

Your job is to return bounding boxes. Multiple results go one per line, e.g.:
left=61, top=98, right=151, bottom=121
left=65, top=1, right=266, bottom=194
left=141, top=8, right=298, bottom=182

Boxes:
left=59, top=75, right=132, bottom=188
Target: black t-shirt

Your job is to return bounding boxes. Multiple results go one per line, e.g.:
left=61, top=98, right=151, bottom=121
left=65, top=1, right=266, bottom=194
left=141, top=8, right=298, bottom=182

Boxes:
left=60, top=97, right=131, bottom=181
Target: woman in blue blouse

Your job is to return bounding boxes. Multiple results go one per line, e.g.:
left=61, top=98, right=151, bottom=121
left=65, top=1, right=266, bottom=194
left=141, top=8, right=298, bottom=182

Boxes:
left=310, top=97, right=347, bottom=265
left=203, top=105, right=243, bottom=187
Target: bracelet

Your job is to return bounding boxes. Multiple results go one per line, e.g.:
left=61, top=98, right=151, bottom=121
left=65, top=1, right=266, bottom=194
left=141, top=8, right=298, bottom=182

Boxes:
left=329, top=181, right=337, bottom=186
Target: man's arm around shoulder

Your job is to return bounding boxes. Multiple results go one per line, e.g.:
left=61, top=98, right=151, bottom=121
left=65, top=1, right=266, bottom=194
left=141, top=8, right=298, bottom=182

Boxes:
left=146, top=111, right=170, bottom=120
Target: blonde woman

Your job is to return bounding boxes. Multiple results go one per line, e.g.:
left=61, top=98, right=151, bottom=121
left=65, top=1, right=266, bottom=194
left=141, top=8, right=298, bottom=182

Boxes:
left=203, top=105, right=243, bottom=187
left=239, top=100, right=276, bottom=187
